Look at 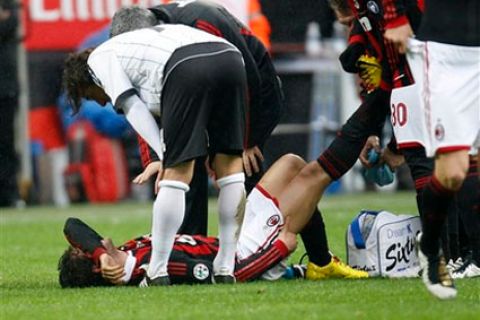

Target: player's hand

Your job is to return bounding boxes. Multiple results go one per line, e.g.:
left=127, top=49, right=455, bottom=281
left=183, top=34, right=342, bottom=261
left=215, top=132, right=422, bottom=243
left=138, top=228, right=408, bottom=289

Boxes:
left=277, top=216, right=297, bottom=253
left=359, top=136, right=381, bottom=168
left=101, top=238, right=123, bottom=265
left=154, top=162, right=164, bottom=195
left=99, top=253, right=125, bottom=285
left=132, top=161, right=162, bottom=184
left=384, top=24, right=413, bottom=54
left=242, top=146, right=264, bottom=177
left=356, top=55, right=382, bottom=93
left=381, top=147, right=405, bottom=170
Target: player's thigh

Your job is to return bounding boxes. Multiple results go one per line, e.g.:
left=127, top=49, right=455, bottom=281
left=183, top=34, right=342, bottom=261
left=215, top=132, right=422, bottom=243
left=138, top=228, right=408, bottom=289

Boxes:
left=163, top=160, right=196, bottom=184
left=161, top=62, right=211, bottom=168
left=207, top=52, right=247, bottom=161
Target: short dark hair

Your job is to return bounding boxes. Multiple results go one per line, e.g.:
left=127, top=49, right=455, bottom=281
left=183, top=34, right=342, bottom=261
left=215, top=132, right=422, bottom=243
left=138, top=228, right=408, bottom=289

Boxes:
left=62, top=49, right=95, bottom=114
left=57, top=246, right=109, bottom=288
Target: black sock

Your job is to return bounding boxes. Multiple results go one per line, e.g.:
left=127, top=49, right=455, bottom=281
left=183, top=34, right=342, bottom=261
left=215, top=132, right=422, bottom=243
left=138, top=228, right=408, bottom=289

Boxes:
left=420, top=175, right=455, bottom=256
left=445, top=199, right=460, bottom=261
left=300, top=208, right=332, bottom=266
left=457, top=157, right=480, bottom=263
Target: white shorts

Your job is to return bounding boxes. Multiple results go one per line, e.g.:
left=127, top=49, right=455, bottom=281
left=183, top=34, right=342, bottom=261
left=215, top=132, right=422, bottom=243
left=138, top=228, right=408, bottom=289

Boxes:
left=236, top=186, right=286, bottom=281
left=408, top=39, right=480, bottom=157
left=390, top=81, right=427, bottom=149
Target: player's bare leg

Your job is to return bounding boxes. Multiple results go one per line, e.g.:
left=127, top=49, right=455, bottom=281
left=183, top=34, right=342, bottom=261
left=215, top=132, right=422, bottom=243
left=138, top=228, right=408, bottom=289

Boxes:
left=212, top=154, right=246, bottom=283
left=256, top=153, right=307, bottom=198
left=146, top=160, right=195, bottom=286
left=278, top=161, right=332, bottom=234
left=258, top=154, right=368, bottom=279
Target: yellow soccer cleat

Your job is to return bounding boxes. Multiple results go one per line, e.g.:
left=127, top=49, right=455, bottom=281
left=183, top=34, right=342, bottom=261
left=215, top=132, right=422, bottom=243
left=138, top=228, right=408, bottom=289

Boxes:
left=306, top=256, right=369, bottom=280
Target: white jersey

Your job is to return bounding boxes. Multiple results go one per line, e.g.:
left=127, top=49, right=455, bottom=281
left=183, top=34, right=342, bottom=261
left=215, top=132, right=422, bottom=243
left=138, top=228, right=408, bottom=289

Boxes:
left=87, top=24, right=235, bottom=115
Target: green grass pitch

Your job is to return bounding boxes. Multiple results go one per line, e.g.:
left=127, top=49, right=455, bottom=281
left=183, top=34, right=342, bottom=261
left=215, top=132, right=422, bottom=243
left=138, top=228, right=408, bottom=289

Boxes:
left=1, top=192, right=479, bottom=319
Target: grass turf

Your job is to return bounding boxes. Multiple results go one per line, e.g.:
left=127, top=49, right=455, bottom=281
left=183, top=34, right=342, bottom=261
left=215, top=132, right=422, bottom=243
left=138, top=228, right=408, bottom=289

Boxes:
left=1, top=192, right=479, bottom=320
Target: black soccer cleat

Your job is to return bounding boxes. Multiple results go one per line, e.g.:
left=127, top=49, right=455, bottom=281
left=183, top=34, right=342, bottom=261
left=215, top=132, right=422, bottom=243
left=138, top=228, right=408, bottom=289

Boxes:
left=213, top=274, right=236, bottom=284
left=139, top=275, right=171, bottom=287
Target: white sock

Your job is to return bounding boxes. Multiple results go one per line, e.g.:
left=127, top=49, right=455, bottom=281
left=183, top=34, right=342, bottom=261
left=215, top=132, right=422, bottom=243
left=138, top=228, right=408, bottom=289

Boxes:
left=214, top=173, right=246, bottom=275
left=147, top=180, right=189, bottom=279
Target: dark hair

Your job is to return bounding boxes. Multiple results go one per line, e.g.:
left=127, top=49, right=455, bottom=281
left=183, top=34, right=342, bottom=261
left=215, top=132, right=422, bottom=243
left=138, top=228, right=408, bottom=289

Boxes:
left=57, top=247, right=109, bottom=288
left=62, top=49, right=95, bottom=114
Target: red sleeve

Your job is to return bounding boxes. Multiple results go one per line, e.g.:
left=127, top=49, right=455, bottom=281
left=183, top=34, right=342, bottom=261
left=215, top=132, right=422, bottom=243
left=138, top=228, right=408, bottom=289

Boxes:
left=136, top=134, right=159, bottom=167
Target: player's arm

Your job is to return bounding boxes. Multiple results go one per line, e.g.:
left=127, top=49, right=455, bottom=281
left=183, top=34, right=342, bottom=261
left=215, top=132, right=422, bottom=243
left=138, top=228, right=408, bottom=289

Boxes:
left=241, top=40, right=282, bottom=150
left=382, top=0, right=413, bottom=54
left=339, top=20, right=367, bottom=73
left=234, top=239, right=290, bottom=282
left=88, top=50, right=164, bottom=163
left=63, top=217, right=106, bottom=263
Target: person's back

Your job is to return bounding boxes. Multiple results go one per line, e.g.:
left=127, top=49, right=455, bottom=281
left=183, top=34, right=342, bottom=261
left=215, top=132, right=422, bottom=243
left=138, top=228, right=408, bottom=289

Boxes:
left=90, top=24, right=232, bottom=114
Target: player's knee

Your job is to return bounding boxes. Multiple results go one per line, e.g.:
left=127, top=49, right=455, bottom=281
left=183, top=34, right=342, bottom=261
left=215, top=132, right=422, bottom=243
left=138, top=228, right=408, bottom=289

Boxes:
left=279, top=153, right=306, bottom=172
left=163, top=160, right=196, bottom=184
left=442, top=170, right=467, bottom=191
left=296, top=161, right=331, bottom=187
left=214, top=154, right=243, bottom=178
left=217, top=172, right=245, bottom=189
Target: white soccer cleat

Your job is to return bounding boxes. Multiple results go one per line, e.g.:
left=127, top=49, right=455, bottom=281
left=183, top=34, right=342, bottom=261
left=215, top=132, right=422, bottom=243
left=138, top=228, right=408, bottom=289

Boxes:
left=452, top=260, right=480, bottom=279
left=446, top=257, right=463, bottom=274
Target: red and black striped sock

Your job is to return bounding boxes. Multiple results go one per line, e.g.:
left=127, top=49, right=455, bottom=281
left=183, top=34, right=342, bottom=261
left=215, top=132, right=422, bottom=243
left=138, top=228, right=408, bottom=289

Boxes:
left=420, top=175, right=455, bottom=256
left=457, top=157, right=480, bottom=262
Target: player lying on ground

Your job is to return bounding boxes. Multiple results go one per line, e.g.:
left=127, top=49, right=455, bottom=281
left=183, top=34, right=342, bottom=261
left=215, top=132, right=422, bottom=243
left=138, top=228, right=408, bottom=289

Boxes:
left=58, top=154, right=368, bottom=288
left=63, top=22, right=249, bottom=285
left=111, top=3, right=341, bottom=286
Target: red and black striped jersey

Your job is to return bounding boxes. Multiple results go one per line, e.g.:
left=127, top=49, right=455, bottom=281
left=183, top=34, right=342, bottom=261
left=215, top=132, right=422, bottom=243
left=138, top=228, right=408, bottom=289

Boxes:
left=63, top=218, right=289, bottom=285
left=382, top=0, right=424, bottom=31
left=345, top=0, right=421, bottom=89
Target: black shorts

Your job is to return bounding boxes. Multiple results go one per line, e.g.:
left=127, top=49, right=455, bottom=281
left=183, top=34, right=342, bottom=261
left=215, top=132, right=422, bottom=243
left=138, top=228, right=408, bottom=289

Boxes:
left=161, top=43, right=247, bottom=168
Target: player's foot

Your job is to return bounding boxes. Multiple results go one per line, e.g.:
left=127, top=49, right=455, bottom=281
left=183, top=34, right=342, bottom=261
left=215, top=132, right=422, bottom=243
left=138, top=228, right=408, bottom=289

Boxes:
left=452, top=259, right=480, bottom=279
left=139, top=275, right=171, bottom=287
left=283, top=264, right=307, bottom=279
left=417, top=236, right=457, bottom=299
left=305, top=256, right=369, bottom=280
left=213, top=274, right=236, bottom=284
left=446, top=257, right=463, bottom=274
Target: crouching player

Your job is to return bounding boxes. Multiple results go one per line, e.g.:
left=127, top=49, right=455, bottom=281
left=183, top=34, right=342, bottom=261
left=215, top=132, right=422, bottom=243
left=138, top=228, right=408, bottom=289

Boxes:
left=58, top=154, right=368, bottom=288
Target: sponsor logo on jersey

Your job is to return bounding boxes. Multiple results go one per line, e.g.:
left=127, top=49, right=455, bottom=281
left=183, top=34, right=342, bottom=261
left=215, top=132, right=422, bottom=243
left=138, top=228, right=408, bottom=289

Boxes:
left=193, top=263, right=210, bottom=281
left=435, top=123, right=445, bottom=141
left=359, top=17, right=373, bottom=32
left=266, top=214, right=281, bottom=227
left=367, top=1, right=380, bottom=14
